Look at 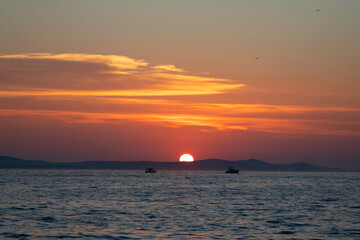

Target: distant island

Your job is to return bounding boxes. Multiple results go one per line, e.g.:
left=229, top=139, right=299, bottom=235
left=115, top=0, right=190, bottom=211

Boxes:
left=0, top=156, right=346, bottom=172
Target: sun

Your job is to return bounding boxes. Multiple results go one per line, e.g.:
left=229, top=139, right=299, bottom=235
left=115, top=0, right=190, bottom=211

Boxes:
left=179, top=153, right=194, bottom=162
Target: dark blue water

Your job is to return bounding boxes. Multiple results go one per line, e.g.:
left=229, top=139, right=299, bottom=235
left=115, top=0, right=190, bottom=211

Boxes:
left=0, top=170, right=359, bottom=239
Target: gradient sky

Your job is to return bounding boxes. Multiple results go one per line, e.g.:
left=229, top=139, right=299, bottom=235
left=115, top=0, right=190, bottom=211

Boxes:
left=1, top=0, right=359, bottom=169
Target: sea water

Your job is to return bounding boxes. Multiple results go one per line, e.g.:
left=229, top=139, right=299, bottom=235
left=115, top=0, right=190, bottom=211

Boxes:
left=0, top=170, right=359, bottom=239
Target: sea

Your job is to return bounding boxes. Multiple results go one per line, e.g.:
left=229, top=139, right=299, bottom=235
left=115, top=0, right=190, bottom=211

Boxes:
left=0, top=170, right=359, bottom=239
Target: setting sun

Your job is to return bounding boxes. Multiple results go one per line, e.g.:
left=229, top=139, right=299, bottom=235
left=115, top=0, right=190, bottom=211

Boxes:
left=179, top=154, right=194, bottom=162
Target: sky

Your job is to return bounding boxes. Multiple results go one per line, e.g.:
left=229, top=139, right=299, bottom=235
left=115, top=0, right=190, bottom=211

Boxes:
left=0, top=0, right=359, bottom=169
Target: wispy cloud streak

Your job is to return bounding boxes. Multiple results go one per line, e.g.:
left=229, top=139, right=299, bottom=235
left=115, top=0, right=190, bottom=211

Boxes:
left=0, top=53, right=359, bottom=136
left=0, top=53, right=148, bottom=70
left=0, top=53, right=242, bottom=96
left=0, top=108, right=359, bottom=136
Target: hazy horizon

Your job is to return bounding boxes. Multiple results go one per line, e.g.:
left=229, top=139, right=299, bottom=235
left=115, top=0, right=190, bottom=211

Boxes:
left=0, top=155, right=351, bottom=171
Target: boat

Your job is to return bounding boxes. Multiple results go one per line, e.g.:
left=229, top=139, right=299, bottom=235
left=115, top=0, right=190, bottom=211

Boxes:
left=225, top=166, right=239, bottom=173
left=145, top=168, right=157, bottom=173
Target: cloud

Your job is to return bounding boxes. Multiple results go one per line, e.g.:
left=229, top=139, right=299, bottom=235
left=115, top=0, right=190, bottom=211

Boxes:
left=0, top=53, right=242, bottom=95
left=0, top=108, right=359, bottom=136
left=0, top=52, right=359, bottom=136
left=0, top=53, right=148, bottom=70
left=152, top=65, right=185, bottom=73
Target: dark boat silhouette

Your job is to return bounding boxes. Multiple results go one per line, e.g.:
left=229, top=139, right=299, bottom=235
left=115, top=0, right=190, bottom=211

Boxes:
left=145, top=168, right=157, bottom=173
left=225, top=166, right=239, bottom=173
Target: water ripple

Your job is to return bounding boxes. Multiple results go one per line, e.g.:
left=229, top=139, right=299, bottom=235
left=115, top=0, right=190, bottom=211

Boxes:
left=0, top=170, right=359, bottom=239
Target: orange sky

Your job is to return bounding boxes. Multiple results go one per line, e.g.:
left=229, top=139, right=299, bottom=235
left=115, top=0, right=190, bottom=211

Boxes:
left=0, top=1, right=359, bottom=169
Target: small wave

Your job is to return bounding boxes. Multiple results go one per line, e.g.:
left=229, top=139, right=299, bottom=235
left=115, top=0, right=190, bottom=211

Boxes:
left=83, top=209, right=104, bottom=215
left=321, top=198, right=339, bottom=202
left=114, top=211, right=132, bottom=215
left=345, top=228, right=360, bottom=236
left=328, top=229, right=340, bottom=235
left=52, top=235, right=81, bottom=239
left=279, top=230, right=294, bottom=234
left=41, top=216, right=56, bottom=222
left=2, top=232, right=30, bottom=238
left=79, top=234, right=135, bottom=239
left=267, top=220, right=283, bottom=224
left=37, top=204, right=48, bottom=209
left=285, top=222, right=310, bottom=227
left=308, top=204, right=325, bottom=210
left=236, top=226, right=249, bottom=231
left=8, top=207, right=35, bottom=211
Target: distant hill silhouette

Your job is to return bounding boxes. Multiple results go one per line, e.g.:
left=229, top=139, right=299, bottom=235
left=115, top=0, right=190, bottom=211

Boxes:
left=0, top=156, right=345, bottom=171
